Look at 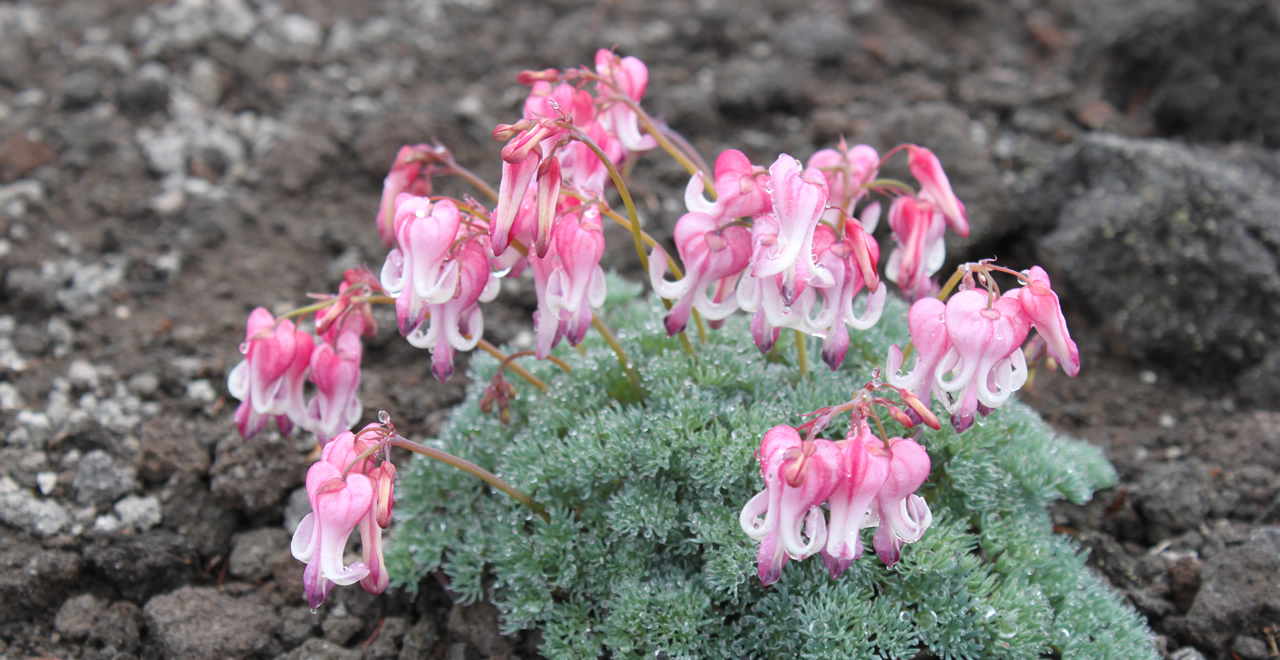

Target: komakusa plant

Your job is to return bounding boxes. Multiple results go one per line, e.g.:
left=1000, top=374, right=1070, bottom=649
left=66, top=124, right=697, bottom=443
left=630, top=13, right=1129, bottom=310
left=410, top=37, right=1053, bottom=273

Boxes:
left=225, top=49, right=1157, bottom=657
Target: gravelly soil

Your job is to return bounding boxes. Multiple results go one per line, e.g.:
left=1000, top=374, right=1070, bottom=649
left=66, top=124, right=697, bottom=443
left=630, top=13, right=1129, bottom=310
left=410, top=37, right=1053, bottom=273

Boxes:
left=1, top=0, right=1278, bottom=658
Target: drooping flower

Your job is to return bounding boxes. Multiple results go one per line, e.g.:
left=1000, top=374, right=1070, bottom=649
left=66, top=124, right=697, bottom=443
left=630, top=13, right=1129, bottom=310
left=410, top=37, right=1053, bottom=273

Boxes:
left=529, top=207, right=607, bottom=359
left=1014, top=266, right=1080, bottom=377
left=227, top=307, right=314, bottom=441
left=379, top=196, right=462, bottom=335
left=594, top=48, right=658, bottom=153
left=806, top=223, right=886, bottom=370
left=375, top=145, right=435, bottom=247
left=884, top=195, right=946, bottom=302
left=290, top=458, right=373, bottom=609
left=807, top=140, right=880, bottom=213
left=739, top=426, right=841, bottom=585
left=304, top=331, right=363, bottom=444
left=870, top=436, right=933, bottom=567
left=648, top=211, right=752, bottom=336
left=750, top=155, right=832, bottom=301
left=886, top=297, right=952, bottom=415
left=683, top=149, right=771, bottom=225
left=405, top=239, right=501, bottom=382
left=934, top=289, right=1031, bottom=433
left=907, top=144, right=968, bottom=237
left=821, top=422, right=891, bottom=578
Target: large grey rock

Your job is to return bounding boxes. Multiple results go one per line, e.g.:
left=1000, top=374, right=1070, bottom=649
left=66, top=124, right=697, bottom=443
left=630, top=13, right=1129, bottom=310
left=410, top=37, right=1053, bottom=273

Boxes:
left=74, top=449, right=136, bottom=505
left=0, top=535, right=82, bottom=621
left=1186, top=528, right=1280, bottom=654
left=1037, top=134, right=1280, bottom=403
left=144, top=586, right=279, bottom=659
left=209, top=429, right=307, bottom=514
left=228, top=527, right=290, bottom=581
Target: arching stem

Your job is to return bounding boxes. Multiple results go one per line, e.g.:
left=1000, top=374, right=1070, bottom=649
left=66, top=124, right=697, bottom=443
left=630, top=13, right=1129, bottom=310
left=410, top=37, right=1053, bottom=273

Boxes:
left=477, top=340, right=548, bottom=392
left=592, top=316, right=644, bottom=397
left=389, top=435, right=549, bottom=523
left=794, top=330, right=810, bottom=380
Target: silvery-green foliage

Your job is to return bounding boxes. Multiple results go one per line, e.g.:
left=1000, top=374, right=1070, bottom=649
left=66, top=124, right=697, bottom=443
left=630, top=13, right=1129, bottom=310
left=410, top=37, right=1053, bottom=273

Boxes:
left=386, top=276, right=1156, bottom=659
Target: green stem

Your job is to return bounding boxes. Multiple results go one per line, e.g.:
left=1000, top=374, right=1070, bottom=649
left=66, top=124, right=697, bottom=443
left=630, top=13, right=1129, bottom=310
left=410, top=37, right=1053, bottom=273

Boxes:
left=592, top=315, right=644, bottom=397
left=565, top=125, right=649, bottom=273
left=477, top=340, right=549, bottom=392
left=389, top=436, right=549, bottom=523
left=795, top=329, right=810, bottom=380
left=446, top=162, right=499, bottom=204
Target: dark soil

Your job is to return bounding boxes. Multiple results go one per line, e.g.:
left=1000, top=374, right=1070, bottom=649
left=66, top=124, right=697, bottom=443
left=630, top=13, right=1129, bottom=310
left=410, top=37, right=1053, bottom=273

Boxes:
left=1, top=0, right=1277, bottom=658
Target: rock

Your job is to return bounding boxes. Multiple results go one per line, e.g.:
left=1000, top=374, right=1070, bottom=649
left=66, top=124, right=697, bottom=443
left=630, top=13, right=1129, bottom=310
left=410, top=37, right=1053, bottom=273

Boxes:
left=59, top=69, right=106, bottom=109
left=228, top=527, right=291, bottom=581
left=1169, top=648, right=1207, bottom=660
left=74, top=449, right=136, bottom=506
left=187, top=57, right=223, bottom=106
left=113, top=494, right=162, bottom=531
left=1100, top=0, right=1280, bottom=146
left=280, top=605, right=320, bottom=648
left=209, top=429, right=308, bottom=514
left=443, top=642, right=481, bottom=660
left=1038, top=134, right=1280, bottom=401
left=55, top=593, right=105, bottom=639
left=159, top=473, right=238, bottom=557
left=364, top=616, right=408, bottom=659
left=1168, top=555, right=1202, bottom=612
left=0, top=475, right=70, bottom=536
left=1234, top=635, right=1271, bottom=660
left=84, top=530, right=199, bottom=602
left=0, top=535, right=82, bottom=621
left=1132, top=460, right=1235, bottom=542
left=279, top=637, right=361, bottom=660
left=138, top=418, right=211, bottom=482
left=321, top=605, right=365, bottom=645
left=272, top=547, right=308, bottom=605
left=89, top=601, right=143, bottom=655
left=1186, top=527, right=1280, bottom=653
left=447, top=600, right=510, bottom=658
left=116, top=77, right=169, bottom=117
left=144, top=586, right=279, bottom=659
left=398, top=618, right=439, bottom=660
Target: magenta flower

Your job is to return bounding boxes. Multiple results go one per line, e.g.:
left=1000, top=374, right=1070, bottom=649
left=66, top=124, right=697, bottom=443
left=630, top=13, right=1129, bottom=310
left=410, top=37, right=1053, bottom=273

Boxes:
left=821, top=423, right=891, bottom=578
left=683, top=149, right=771, bottom=225
left=737, top=215, right=818, bottom=353
left=807, top=141, right=879, bottom=213
left=304, top=331, right=363, bottom=445
left=739, top=425, right=841, bottom=585
left=375, top=144, right=434, bottom=247
left=594, top=49, right=658, bottom=153
left=529, top=208, right=607, bottom=359
left=870, top=436, right=933, bottom=567
left=492, top=119, right=560, bottom=256
left=648, top=211, right=752, bottom=336
left=907, top=145, right=968, bottom=238
left=751, top=155, right=831, bottom=301
left=935, top=289, right=1031, bottom=432
left=358, top=459, right=395, bottom=595
left=884, top=195, right=946, bottom=302
left=405, top=239, right=500, bottom=382
left=806, top=224, right=886, bottom=370
left=290, top=458, right=373, bottom=609
left=1015, top=266, right=1080, bottom=377
left=886, top=297, right=952, bottom=415
left=227, top=307, right=314, bottom=441
left=379, top=196, right=462, bottom=335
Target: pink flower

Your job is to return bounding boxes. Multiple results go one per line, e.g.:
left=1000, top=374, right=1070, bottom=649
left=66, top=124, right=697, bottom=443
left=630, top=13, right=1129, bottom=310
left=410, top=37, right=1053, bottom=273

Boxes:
left=821, top=423, right=891, bottom=578
left=806, top=224, right=886, bottom=370
left=357, top=459, right=395, bottom=595
left=492, top=119, right=560, bottom=256
left=884, top=195, right=946, bottom=302
left=227, top=308, right=314, bottom=441
left=739, top=426, right=842, bottom=585
left=807, top=141, right=879, bottom=212
left=751, top=155, right=831, bottom=300
left=907, top=145, right=968, bottom=237
left=683, top=149, right=771, bottom=224
left=304, top=331, right=363, bottom=444
left=886, top=297, right=953, bottom=419
left=405, top=239, right=500, bottom=382
left=1015, top=266, right=1079, bottom=377
left=870, top=436, right=933, bottom=567
left=737, top=213, right=817, bottom=353
left=594, top=49, right=658, bottom=153
left=375, top=145, right=434, bottom=247
left=530, top=208, right=607, bottom=359
left=290, top=458, right=373, bottom=609
left=935, top=289, right=1031, bottom=432
left=648, top=211, right=752, bottom=336
left=379, top=196, right=462, bottom=335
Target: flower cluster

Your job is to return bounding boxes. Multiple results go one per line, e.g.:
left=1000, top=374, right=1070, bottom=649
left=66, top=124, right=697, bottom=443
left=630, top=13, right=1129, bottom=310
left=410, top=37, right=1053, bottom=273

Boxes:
left=290, top=422, right=396, bottom=608
left=223, top=48, right=1085, bottom=605
left=739, top=421, right=932, bottom=584
left=887, top=264, right=1079, bottom=433
left=227, top=269, right=374, bottom=444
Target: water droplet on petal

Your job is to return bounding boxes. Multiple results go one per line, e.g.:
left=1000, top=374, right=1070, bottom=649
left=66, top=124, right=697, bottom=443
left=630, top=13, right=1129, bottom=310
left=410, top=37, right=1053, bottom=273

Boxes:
left=310, top=608, right=319, bottom=615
